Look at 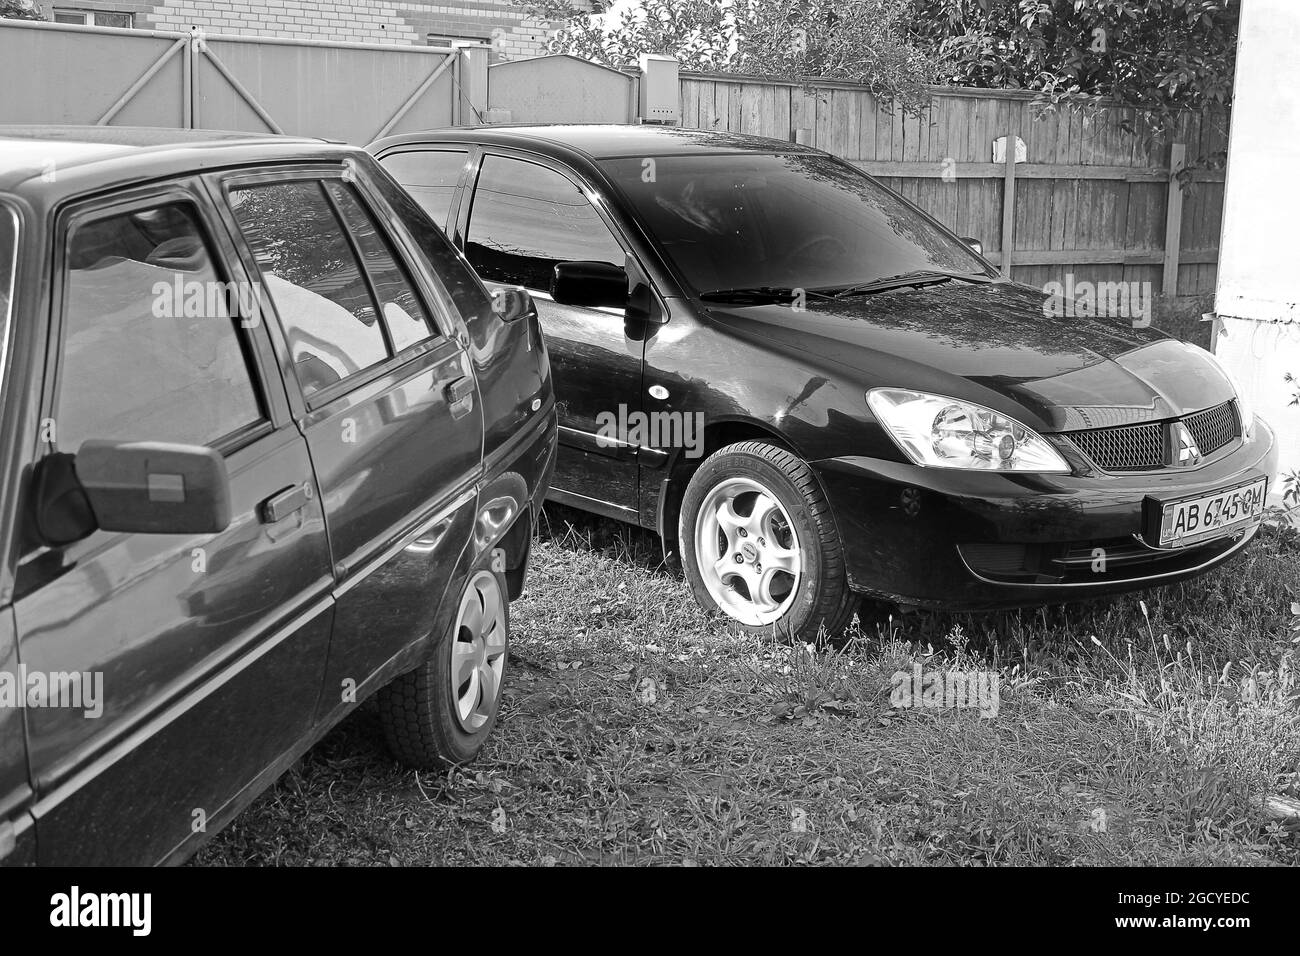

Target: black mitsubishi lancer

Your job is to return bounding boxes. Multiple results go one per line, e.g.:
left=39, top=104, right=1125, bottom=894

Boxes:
left=372, top=125, right=1277, bottom=641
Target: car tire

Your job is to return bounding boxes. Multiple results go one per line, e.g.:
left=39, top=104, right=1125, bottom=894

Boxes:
left=679, top=441, right=856, bottom=641
left=377, top=567, right=509, bottom=768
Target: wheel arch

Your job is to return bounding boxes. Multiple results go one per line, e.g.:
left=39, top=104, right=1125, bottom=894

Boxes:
left=655, top=416, right=801, bottom=562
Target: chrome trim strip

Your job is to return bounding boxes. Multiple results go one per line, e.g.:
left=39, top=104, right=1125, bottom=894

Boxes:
left=0, top=204, right=17, bottom=414
left=958, top=523, right=1257, bottom=589
left=547, top=486, right=640, bottom=519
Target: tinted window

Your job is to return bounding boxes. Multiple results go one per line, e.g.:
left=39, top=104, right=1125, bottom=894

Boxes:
left=56, top=201, right=261, bottom=451
left=325, top=181, right=436, bottom=352
left=231, top=180, right=390, bottom=396
left=379, top=149, right=467, bottom=229
left=367, top=168, right=495, bottom=324
left=466, top=155, right=625, bottom=290
left=600, top=153, right=992, bottom=295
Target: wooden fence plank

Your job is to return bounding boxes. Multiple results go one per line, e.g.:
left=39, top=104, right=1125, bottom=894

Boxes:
left=1000, top=107, right=1019, bottom=277
left=1163, top=143, right=1187, bottom=295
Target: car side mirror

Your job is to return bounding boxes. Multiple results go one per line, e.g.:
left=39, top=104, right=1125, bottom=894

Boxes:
left=959, top=236, right=983, bottom=256
left=75, top=440, right=232, bottom=535
left=490, top=286, right=538, bottom=324
left=30, top=452, right=97, bottom=547
left=552, top=260, right=629, bottom=310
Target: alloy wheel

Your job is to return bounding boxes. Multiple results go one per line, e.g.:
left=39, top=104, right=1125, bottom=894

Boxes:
left=450, top=570, right=507, bottom=731
left=693, top=477, right=803, bottom=626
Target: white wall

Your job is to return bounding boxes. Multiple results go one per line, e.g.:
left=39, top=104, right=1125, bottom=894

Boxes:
left=1215, top=0, right=1300, bottom=499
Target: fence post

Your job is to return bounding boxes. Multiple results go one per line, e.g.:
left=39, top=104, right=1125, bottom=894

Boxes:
left=999, top=117, right=1019, bottom=279
left=1162, top=142, right=1187, bottom=296
left=454, top=42, right=490, bottom=126
left=182, top=32, right=192, bottom=128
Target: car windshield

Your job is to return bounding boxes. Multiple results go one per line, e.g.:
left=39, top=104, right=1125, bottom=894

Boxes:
left=0, top=202, right=16, bottom=396
left=599, top=152, right=993, bottom=297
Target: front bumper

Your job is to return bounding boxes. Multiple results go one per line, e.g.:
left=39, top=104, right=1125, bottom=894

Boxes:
left=811, top=419, right=1278, bottom=610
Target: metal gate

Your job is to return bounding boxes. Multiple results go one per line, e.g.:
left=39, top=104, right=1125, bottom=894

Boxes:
left=0, top=18, right=484, bottom=143
left=488, top=53, right=637, bottom=124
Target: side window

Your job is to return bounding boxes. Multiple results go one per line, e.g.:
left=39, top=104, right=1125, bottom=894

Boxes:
left=56, top=200, right=262, bottom=452
left=230, top=180, right=390, bottom=397
left=324, top=181, right=437, bottom=352
left=465, top=155, right=626, bottom=291
left=368, top=168, right=495, bottom=323
left=378, top=149, right=467, bottom=229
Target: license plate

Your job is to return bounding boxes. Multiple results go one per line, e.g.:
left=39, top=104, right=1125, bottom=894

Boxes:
left=1156, top=477, right=1267, bottom=548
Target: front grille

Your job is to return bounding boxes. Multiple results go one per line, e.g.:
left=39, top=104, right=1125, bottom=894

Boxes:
left=1063, top=401, right=1240, bottom=472
left=1067, top=421, right=1165, bottom=471
left=1184, top=401, right=1239, bottom=457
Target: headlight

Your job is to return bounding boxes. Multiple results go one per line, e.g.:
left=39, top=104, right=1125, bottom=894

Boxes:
left=867, top=388, right=1071, bottom=473
left=1190, top=344, right=1254, bottom=439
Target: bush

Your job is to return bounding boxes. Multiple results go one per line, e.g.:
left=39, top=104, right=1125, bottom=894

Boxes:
left=0, top=0, right=46, bottom=20
left=907, top=0, right=1238, bottom=143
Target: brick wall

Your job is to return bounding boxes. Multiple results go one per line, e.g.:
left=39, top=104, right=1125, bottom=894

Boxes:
left=32, top=0, right=570, bottom=57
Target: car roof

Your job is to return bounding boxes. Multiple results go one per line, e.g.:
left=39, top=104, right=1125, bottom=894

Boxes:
left=0, top=125, right=354, bottom=195
left=370, top=123, right=823, bottom=162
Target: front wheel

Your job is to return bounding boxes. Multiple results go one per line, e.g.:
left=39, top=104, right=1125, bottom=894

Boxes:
left=377, top=568, right=509, bottom=768
left=679, top=441, right=856, bottom=641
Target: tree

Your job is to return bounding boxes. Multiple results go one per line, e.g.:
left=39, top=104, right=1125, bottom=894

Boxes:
left=907, top=0, right=1238, bottom=141
left=0, top=0, right=46, bottom=20
left=527, top=0, right=1239, bottom=147
left=519, top=0, right=939, bottom=112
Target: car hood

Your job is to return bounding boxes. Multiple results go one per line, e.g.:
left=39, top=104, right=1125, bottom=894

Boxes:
left=703, top=281, right=1234, bottom=432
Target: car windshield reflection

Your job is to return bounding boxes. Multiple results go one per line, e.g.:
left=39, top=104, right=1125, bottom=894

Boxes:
left=600, top=152, right=994, bottom=296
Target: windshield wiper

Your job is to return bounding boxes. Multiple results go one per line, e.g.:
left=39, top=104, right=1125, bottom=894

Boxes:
left=825, top=269, right=996, bottom=300
left=698, top=286, right=835, bottom=305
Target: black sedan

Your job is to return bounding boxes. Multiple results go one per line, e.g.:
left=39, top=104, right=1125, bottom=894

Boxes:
left=371, top=125, right=1277, bottom=641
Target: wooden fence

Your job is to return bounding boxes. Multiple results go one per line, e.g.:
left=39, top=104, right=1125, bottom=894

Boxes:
left=679, top=74, right=1227, bottom=297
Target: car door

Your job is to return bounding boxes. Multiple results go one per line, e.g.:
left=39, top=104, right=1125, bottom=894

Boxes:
left=457, top=150, right=645, bottom=522
left=220, top=164, right=484, bottom=723
left=0, top=201, right=34, bottom=867
left=0, top=609, right=32, bottom=866
left=13, top=179, right=334, bottom=865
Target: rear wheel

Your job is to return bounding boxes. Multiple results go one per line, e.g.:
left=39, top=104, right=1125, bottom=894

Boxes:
left=377, top=568, right=509, bottom=768
left=679, top=441, right=855, bottom=641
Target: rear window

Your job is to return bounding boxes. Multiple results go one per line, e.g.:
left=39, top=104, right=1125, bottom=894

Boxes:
left=231, top=180, right=393, bottom=397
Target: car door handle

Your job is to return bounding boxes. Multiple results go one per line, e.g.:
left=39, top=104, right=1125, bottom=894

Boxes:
left=445, top=376, right=475, bottom=419
left=260, top=482, right=313, bottom=523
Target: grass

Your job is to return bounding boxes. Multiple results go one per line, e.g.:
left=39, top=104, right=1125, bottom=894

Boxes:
left=196, top=505, right=1300, bottom=866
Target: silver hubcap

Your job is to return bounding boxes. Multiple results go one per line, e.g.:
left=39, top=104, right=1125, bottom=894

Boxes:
left=694, top=477, right=803, bottom=626
left=450, top=570, right=507, bottom=732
